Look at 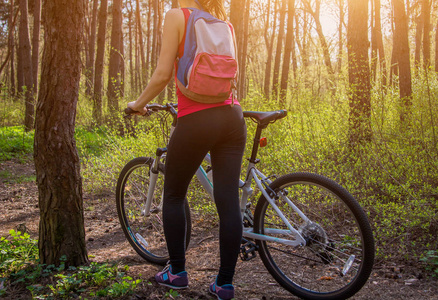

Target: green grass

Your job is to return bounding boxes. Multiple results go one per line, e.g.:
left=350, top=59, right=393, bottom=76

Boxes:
left=0, top=126, right=34, bottom=162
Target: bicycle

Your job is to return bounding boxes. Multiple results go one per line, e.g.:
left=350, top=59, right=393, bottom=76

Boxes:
left=116, top=102, right=375, bottom=300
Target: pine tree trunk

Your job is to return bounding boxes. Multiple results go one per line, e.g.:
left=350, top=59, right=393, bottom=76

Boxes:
left=435, top=21, right=438, bottom=73
left=8, top=0, right=16, bottom=96
left=347, top=0, right=371, bottom=144
left=337, top=0, right=344, bottom=72
left=93, top=0, right=108, bottom=124
left=238, top=0, right=251, bottom=100
left=279, top=0, right=295, bottom=105
left=107, top=0, right=123, bottom=115
left=136, top=0, right=147, bottom=89
left=422, top=0, right=430, bottom=69
left=263, top=0, right=276, bottom=97
left=85, top=0, right=98, bottom=97
left=414, top=13, right=423, bottom=69
left=391, top=0, right=412, bottom=106
left=272, top=0, right=287, bottom=99
left=35, top=0, right=88, bottom=267
left=18, top=0, right=34, bottom=131
left=31, top=0, right=41, bottom=94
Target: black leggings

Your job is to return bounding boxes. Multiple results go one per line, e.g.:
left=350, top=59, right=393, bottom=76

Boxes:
left=163, top=105, right=247, bottom=285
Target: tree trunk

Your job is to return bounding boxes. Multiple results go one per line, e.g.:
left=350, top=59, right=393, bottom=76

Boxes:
left=93, top=0, right=108, bottom=124
left=85, top=0, right=98, bottom=97
left=136, top=0, right=147, bottom=89
left=414, top=12, right=423, bottom=69
left=107, top=0, right=123, bottom=115
left=421, top=0, right=430, bottom=69
left=272, top=0, right=287, bottom=99
left=18, top=0, right=34, bottom=131
left=230, top=0, right=244, bottom=56
left=347, top=0, right=371, bottom=144
left=374, top=0, right=387, bottom=86
left=337, top=0, right=344, bottom=72
left=238, top=0, right=251, bottom=99
left=435, top=21, right=438, bottom=73
left=8, top=0, right=16, bottom=96
left=127, top=0, right=135, bottom=95
left=34, top=0, right=88, bottom=267
left=279, top=0, right=295, bottom=105
left=263, top=0, right=277, bottom=98
left=391, top=0, right=412, bottom=106
left=31, top=0, right=41, bottom=94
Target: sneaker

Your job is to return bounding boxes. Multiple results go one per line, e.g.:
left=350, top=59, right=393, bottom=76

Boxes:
left=155, top=265, right=188, bottom=289
left=209, top=278, right=235, bottom=300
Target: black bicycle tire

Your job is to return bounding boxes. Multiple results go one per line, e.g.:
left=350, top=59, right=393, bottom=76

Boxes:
left=116, top=156, right=192, bottom=265
left=254, top=172, right=374, bottom=300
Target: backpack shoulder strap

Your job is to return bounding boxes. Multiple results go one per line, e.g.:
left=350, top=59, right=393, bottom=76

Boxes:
left=178, top=8, right=191, bottom=58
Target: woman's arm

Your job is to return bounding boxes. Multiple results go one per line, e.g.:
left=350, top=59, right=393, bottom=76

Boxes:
left=128, top=8, right=184, bottom=114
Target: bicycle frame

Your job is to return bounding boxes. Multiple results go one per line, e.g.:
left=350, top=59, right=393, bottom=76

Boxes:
left=199, top=153, right=307, bottom=247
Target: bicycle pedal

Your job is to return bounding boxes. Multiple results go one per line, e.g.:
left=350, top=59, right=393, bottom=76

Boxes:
left=240, top=240, right=258, bottom=261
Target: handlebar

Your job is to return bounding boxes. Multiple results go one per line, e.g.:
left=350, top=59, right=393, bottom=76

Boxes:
left=124, top=103, right=178, bottom=117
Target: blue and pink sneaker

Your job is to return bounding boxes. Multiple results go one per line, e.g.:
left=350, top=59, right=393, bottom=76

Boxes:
left=155, top=265, right=188, bottom=289
left=209, top=278, right=235, bottom=300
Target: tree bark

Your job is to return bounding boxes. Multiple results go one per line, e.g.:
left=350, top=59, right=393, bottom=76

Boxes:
left=35, top=0, right=88, bottom=267
left=435, top=20, right=438, bottom=73
left=107, top=0, right=124, bottom=115
left=136, top=0, right=147, bottom=89
left=8, top=0, right=16, bottom=96
left=31, top=0, right=41, bottom=94
left=414, top=11, right=423, bottom=69
left=347, top=0, right=371, bottom=144
left=263, top=0, right=277, bottom=98
left=238, top=0, right=251, bottom=99
left=272, top=0, right=287, bottom=99
left=391, top=0, right=412, bottom=106
left=93, top=0, right=108, bottom=124
left=337, top=0, right=344, bottom=72
left=18, top=0, right=34, bottom=131
left=421, top=0, right=430, bottom=69
left=279, top=0, right=295, bottom=105
left=85, top=0, right=98, bottom=97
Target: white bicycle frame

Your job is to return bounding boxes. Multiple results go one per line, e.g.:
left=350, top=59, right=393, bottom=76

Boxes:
left=144, top=123, right=308, bottom=248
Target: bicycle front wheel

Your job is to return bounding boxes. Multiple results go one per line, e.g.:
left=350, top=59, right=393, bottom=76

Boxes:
left=116, top=157, right=191, bottom=265
left=254, top=172, right=374, bottom=300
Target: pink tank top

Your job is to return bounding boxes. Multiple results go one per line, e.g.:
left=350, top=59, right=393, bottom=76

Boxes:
left=175, top=8, right=240, bottom=118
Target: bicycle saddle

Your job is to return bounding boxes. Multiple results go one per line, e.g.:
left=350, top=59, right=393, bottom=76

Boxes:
left=243, top=110, right=287, bottom=127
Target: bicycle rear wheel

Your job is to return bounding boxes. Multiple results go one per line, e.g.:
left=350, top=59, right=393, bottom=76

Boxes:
left=254, top=172, right=374, bottom=300
left=116, top=157, right=192, bottom=265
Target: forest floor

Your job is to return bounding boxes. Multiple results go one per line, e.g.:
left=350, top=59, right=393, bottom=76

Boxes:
left=1, top=158, right=437, bottom=299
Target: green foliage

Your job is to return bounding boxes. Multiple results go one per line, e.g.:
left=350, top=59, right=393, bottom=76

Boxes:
left=165, top=288, right=180, bottom=298
left=0, top=126, right=34, bottom=161
left=420, top=250, right=438, bottom=277
left=0, top=230, right=38, bottom=278
left=0, top=230, right=142, bottom=298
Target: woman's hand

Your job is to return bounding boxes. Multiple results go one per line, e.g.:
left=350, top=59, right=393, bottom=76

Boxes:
left=127, top=101, right=148, bottom=115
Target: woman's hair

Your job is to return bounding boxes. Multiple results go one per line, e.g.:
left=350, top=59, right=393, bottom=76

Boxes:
left=198, top=0, right=227, bottom=21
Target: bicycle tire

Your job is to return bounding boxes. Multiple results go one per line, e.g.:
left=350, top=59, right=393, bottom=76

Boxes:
left=254, top=172, right=374, bottom=300
left=116, top=157, right=192, bottom=265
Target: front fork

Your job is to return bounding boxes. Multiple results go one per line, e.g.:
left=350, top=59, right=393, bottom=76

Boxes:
left=142, top=148, right=166, bottom=216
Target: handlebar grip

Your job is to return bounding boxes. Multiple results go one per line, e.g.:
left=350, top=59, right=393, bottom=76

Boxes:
left=124, top=107, right=137, bottom=115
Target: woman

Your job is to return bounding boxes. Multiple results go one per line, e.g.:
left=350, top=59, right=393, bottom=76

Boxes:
left=127, top=1, right=246, bottom=299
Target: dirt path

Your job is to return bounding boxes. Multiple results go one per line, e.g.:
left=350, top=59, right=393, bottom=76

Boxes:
left=1, top=159, right=437, bottom=299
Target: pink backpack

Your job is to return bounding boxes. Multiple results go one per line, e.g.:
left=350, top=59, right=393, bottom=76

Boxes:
left=176, top=8, right=238, bottom=104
